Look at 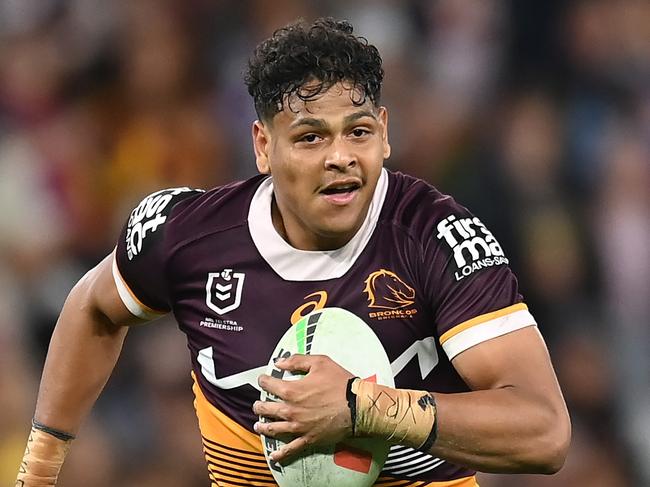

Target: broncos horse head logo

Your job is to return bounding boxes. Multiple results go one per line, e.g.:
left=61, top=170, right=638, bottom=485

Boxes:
left=363, top=269, right=415, bottom=309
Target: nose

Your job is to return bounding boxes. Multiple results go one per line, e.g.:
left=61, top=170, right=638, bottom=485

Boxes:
left=324, top=138, right=356, bottom=171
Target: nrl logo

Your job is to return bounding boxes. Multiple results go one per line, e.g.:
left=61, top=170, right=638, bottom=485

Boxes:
left=363, top=269, right=415, bottom=309
left=205, top=269, right=245, bottom=315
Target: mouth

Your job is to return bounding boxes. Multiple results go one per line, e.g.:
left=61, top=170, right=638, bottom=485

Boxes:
left=319, top=180, right=362, bottom=195
left=319, top=179, right=362, bottom=206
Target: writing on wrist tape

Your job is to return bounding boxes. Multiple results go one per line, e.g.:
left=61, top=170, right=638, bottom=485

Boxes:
left=15, top=424, right=74, bottom=486
left=347, top=378, right=437, bottom=450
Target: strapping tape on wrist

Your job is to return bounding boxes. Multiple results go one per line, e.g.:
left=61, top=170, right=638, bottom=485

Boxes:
left=15, top=423, right=74, bottom=486
left=346, top=377, right=437, bottom=450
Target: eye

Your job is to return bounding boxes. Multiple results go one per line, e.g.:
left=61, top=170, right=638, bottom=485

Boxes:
left=298, top=133, right=321, bottom=143
left=351, top=128, right=370, bottom=138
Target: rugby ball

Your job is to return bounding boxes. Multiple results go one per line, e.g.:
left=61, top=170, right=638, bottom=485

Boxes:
left=259, top=307, right=394, bottom=487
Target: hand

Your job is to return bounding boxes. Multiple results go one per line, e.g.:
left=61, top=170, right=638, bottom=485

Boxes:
left=253, top=354, right=355, bottom=463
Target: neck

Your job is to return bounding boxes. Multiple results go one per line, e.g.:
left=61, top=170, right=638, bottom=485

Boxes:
left=270, top=196, right=357, bottom=251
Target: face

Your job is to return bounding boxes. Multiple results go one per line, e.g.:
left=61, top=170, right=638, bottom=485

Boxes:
left=252, top=82, right=391, bottom=251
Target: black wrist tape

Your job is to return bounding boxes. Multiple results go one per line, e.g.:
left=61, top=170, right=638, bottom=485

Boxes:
left=345, top=377, right=359, bottom=436
left=32, top=419, right=76, bottom=442
left=419, top=394, right=438, bottom=451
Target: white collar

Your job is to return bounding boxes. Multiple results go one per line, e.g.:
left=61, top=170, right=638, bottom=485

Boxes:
left=248, top=168, right=388, bottom=281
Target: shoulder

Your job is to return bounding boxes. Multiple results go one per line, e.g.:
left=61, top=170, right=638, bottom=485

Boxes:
left=381, top=170, right=471, bottom=241
left=124, top=187, right=204, bottom=261
left=167, top=176, right=267, bottom=228
left=124, top=175, right=267, bottom=260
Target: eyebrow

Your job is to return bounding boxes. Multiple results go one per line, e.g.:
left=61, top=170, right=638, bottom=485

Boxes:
left=289, top=118, right=326, bottom=130
left=288, top=110, right=378, bottom=130
left=343, top=110, right=377, bottom=125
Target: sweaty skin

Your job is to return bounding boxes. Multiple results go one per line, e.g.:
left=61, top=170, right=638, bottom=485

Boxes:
left=21, top=80, right=570, bottom=485
left=33, top=253, right=141, bottom=435
left=250, top=82, right=570, bottom=474
left=252, top=82, right=390, bottom=251
left=254, top=326, right=570, bottom=474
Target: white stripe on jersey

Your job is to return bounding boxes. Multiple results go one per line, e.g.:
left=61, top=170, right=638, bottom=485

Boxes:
left=442, top=308, right=536, bottom=360
left=112, top=253, right=166, bottom=320
left=382, top=445, right=445, bottom=477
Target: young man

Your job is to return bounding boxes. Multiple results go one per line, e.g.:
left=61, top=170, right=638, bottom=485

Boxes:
left=16, top=18, right=570, bottom=487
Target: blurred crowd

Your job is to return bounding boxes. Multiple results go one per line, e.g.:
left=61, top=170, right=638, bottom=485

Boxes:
left=0, top=1, right=648, bottom=486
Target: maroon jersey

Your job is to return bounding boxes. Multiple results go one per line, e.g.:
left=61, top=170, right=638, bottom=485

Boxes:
left=113, top=170, right=536, bottom=487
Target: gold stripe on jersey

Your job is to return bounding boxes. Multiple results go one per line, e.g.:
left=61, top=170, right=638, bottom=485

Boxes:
left=439, top=303, right=529, bottom=345
left=375, top=475, right=477, bottom=486
left=192, top=374, right=278, bottom=486
left=192, top=373, right=262, bottom=451
left=206, top=460, right=275, bottom=486
left=204, top=449, right=270, bottom=475
left=192, top=374, right=478, bottom=487
left=375, top=480, right=424, bottom=486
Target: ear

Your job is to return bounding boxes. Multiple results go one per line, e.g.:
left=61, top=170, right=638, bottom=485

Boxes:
left=252, top=120, right=271, bottom=174
left=378, top=107, right=391, bottom=159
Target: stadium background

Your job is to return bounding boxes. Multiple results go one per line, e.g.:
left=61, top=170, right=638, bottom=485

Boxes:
left=0, top=1, right=648, bottom=486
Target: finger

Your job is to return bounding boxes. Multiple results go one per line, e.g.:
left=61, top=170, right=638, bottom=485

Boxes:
left=257, top=374, right=294, bottom=400
left=254, top=420, right=299, bottom=438
left=270, top=435, right=311, bottom=463
left=274, top=353, right=317, bottom=373
left=252, top=400, right=290, bottom=420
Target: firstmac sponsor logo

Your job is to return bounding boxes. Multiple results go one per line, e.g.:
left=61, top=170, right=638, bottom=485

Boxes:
left=436, top=215, right=508, bottom=281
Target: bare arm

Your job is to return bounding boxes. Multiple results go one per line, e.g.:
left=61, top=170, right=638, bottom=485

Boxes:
left=16, top=252, right=149, bottom=486
left=428, top=326, right=571, bottom=473
left=34, top=251, right=146, bottom=433
left=254, top=327, right=570, bottom=475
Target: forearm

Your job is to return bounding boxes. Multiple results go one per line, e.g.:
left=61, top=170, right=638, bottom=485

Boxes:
left=34, top=280, right=128, bottom=434
left=17, top=268, right=129, bottom=486
left=429, top=388, right=568, bottom=473
left=350, top=379, right=569, bottom=475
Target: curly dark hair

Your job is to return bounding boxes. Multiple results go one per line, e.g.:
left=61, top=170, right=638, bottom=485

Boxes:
left=245, top=17, right=384, bottom=122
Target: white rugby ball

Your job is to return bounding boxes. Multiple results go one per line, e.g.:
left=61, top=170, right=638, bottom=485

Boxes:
left=259, top=307, right=394, bottom=487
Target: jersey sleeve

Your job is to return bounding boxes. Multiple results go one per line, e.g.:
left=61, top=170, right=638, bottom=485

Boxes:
left=421, top=197, right=537, bottom=361
left=112, top=187, right=204, bottom=320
